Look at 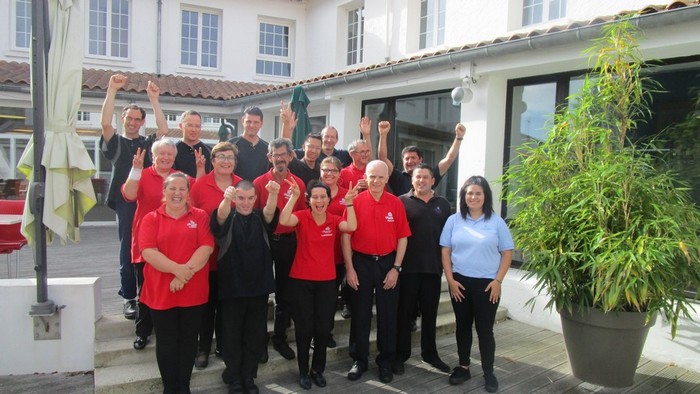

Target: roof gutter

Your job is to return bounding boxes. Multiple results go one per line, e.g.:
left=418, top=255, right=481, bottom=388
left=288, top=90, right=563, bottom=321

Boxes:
left=228, top=5, right=700, bottom=108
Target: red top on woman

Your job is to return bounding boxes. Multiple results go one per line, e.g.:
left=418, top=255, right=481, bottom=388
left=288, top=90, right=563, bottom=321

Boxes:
left=289, top=209, right=343, bottom=281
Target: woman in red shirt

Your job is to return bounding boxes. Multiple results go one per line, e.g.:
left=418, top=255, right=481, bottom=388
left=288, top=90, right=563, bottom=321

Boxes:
left=279, top=179, right=358, bottom=390
left=190, top=141, right=242, bottom=369
left=139, top=172, right=214, bottom=394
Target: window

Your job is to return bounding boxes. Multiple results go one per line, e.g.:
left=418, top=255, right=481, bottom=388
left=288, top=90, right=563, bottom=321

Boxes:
left=347, top=6, right=364, bottom=66
left=180, top=8, right=220, bottom=68
left=256, top=21, right=292, bottom=77
left=88, top=0, right=129, bottom=58
left=77, top=111, right=91, bottom=122
left=14, top=0, right=32, bottom=49
left=522, top=0, right=567, bottom=26
left=166, top=113, right=178, bottom=123
left=419, top=0, right=446, bottom=50
left=202, top=116, right=222, bottom=125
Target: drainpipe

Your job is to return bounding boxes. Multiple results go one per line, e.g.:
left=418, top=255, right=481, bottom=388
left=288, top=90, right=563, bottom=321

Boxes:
left=156, top=0, right=162, bottom=75
left=385, top=0, right=392, bottom=62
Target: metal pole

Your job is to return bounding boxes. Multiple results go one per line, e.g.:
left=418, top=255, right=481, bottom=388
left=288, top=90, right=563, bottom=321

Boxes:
left=29, top=0, right=55, bottom=316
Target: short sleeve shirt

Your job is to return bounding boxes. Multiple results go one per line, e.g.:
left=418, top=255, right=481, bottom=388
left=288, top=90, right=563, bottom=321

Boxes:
left=388, top=164, right=444, bottom=196
left=289, top=210, right=343, bottom=281
left=439, top=213, right=514, bottom=279
left=399, top=191, right=452, bottom=274
left=253, top=170, right=307, bottom=234
left=338, top=164, right=365, bottom=189
left=348, top=190, right=411, bottom=255
left=229, top=136, right=270, bottom=181
left=173, top=140, right=213, bottom=177
left=99, top=134, right=156, bottom=209
left=139, top=205, right=215, bottom=310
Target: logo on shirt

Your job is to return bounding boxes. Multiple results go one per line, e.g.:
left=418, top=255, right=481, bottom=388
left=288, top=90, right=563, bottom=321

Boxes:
left=340, top=199, right=346, bottom=206
left=283, top=188, right=293, bottom=200
left=321, top=226, right=333, bottom=237
left=385, top=212, right=395, bottom=223
left=187, top=220, right=198, bottom=229
left=434, top=206, right=442, bottom=214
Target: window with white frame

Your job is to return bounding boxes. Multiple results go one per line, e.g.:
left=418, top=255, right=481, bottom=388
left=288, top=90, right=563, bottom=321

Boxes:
left=419, top=0, right=446, bottom=50
left=77, top=111, right=91, bottom=122
left=522, top=0, right=567, bottom=26
left=256, top=21, right=292, bottom=77
left=88, top=0, right=130, bottom=58
left=347, top=6, right=364, bottom=66
left=180, top=8, right=220, bottom=68
left=14, top=0, right=32, bottom=50
left=166, top=113, right=179, bottom=123
left=202, top=116, right=222, bottom=125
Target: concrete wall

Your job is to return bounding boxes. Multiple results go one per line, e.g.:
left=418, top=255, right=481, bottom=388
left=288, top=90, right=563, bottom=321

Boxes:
left=0, top=278, right=101, bottom=375
left=501, top=269, right=700, bottom=373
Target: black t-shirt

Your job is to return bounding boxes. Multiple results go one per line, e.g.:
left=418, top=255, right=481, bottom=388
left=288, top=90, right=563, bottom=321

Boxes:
left=99, top=134, right=156, bottom=210
left=399, top=191, right=452, bottom=275
left=288, top=157, right=321, bottom=188
left=294, top=148, right=352, bottom=168
left=388, top=164, right=444, bottom=196
left=229, top=136, right=270, bottom=181
left=173, top=140, right=212, bottom=177
left=211, top=208, right=278, bottom=299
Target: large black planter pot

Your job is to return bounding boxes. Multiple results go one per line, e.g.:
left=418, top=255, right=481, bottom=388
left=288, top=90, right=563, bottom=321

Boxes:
left=560, top=306, right=656, bottom=387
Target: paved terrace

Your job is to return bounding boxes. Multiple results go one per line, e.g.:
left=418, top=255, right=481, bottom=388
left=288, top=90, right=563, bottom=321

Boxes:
left=1, top=211, right=699, bottom=393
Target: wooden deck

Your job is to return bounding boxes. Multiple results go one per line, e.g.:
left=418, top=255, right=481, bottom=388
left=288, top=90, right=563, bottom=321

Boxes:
left=1, top=223, right=699, bottom=393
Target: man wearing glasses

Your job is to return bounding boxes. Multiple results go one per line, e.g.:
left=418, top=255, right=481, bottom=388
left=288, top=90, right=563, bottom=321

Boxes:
left=252, top=138, right=307, bottom=362
left=99, top=74, right=168, bottom=320
left=288, top=133, right=322, bottom=186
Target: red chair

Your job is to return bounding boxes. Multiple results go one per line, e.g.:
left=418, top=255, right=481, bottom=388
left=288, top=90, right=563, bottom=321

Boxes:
left=0, top=199, right=28, bottom=278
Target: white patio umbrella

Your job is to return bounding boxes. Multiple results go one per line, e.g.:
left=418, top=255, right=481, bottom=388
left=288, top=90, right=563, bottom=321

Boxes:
left=18, top=0, right=96, bottom=246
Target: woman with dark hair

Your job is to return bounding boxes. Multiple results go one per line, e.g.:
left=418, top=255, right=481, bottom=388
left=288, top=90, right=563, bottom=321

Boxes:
left=138, top=172, right=214, bottom=394
left=278, top=179, right=359, bottom=390
left=439, top=175, right=514, bottom=393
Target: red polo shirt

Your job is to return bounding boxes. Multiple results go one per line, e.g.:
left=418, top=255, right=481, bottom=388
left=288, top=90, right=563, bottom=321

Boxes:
left=347, top=190, right=411, bottom=255
left=138, top=205, right=215, bottom=310
left=339, top=164, right=365, bottom=189
left=122, top=166, right=176, bottom=263
left=328, top=186, right=348, bottom=264
left=190, top=171, right=242, bottom=270
left=253, top=169, right=307, bottom=234
left=289, top=210, right=344, bottom=281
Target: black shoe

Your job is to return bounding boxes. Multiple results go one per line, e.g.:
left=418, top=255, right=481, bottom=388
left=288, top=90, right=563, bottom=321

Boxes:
left=215, top=347, right=222, bottom=358
left=133, top=336, right=149, bottom=350
left=340, top=305, right=351, bottom=319
left=243, top=378, right=259, bottom=394
left=378, top=366, right=393, bottom=383
left=123, top=300, right=137, bottom=320
left=259, top=346, right=269, bottom=364
left=423, top=356, right=450, bottom=373
left=272, top=339, right=295, bottom=360
left=228, top=379, right=244, bottom=394
left=194, top=351, right=209, bottom=370
left=299, top=374, right=312, bottom=390
left=347, top=361, right=367, bottom=381
left=392, top=362, right=405, bottom=375
left=327, top=335, right=337, bottom=349
left=449, top=366, right=471, bottom=385
left=310, top=370, right=327, bottom=387
left=484, top=373, right=499, bottom=393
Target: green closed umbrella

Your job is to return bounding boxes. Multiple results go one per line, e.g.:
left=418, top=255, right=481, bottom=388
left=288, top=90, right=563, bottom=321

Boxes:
left=290, top=86, right=312, bottom=149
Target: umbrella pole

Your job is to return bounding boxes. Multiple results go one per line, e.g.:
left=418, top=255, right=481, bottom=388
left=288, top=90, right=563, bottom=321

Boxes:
left=28, top=0, right=55, bottom=316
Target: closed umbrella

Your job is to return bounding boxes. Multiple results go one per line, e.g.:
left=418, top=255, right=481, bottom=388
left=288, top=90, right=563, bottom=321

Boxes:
left=290, top=85, right=312, bottom=149
left=18, top=0, right=96, bottom=245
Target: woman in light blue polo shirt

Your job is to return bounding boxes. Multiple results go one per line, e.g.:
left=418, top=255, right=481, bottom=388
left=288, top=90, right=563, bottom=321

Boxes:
left=440, top=175, right=514, bottom=393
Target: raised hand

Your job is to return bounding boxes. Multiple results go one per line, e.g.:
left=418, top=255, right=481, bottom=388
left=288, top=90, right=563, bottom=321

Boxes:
left=109, top=74, right=127, bottom=91
left=455, top=123, right=466, bottom=139
left=194, top=147, right=206, bottom=170
left=132, top=148, right=146, bottom=170
left=223, top=185, right=237, bottom=201
left=283, top=178, right=300, bottom=198
left=344, top=181, right=360, bottom=204
left=280, top=101, right=298, bottom=130
left=378, top=120, right=391, bottom=136
left=359, top=116, right=371, bottom=137
left=265, top=180, right=281, bottom=195
left=146, top=81, right=161, bottom=100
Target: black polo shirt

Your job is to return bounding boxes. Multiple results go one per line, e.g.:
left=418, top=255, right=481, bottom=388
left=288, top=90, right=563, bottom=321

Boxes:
left=388, top=164, right=443, bottom=196
left=399, top=190, right=452, bottom=275
left=173, top=140, right=213, bottom=177
left=229, top=136, right=270, bottom=181
left=99, top=133, right=156, bottom=210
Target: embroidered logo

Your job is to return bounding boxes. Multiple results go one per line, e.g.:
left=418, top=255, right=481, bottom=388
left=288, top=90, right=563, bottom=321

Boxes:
left=283, top=188, right=293, bottom=200
left=340, top=199, right=347, bottom=206
left=321, top=226, right=333, bottom=237
left=187, top=220, right=198, bottom=229
left=385, top=212, right=395, bottom=223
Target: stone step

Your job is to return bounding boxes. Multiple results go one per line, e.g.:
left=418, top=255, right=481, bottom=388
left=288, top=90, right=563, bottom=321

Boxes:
left=95, top=309, right=510, bottom=394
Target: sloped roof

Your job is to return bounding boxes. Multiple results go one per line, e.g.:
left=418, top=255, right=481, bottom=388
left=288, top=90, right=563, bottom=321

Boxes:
left=0, top=1, right=697, bottom=101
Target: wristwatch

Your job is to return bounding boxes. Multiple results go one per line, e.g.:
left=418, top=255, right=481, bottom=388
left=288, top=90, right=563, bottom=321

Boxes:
left=393, top=265, right=402, bottom=273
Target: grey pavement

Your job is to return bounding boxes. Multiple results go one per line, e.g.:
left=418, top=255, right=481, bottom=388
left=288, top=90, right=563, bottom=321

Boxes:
left=2, top=215, right=700, bottom=393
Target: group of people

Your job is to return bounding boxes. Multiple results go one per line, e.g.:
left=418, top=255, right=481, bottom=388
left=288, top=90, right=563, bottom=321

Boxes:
left=100, top=74, right=514, bottom=394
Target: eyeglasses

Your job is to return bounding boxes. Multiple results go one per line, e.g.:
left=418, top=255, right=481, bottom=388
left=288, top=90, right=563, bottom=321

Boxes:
left=269, top=153, right=290, bottom=159
left=214, top=155, right=236, bottom=162
left=321, top=168, right=339, bottom=174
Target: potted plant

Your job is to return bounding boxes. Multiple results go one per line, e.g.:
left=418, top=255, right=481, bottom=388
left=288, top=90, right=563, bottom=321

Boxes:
left=503, top=18, right=700, bottom=387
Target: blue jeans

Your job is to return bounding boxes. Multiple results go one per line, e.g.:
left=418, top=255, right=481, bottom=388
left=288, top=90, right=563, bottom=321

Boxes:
left=115, top=200, right=137, bottom=300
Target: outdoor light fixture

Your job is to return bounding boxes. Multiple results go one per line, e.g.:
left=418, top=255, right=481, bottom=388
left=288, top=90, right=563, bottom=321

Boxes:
left=451, top=62, right=477, bottom=107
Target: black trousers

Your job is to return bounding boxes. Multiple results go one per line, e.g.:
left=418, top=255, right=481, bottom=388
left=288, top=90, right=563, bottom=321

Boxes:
left=220, top=296, right=269, bottom=383
left=198, top=270, right=222, bottom=354
left=270, top=233, right=296, bottom=341
left=290, top=278, right=337, bottom=375
left=396, top=273, right=442, bottom=363
left=150, top=305, right=205, bottom=394
left=134, top=262, right=153, bottom=338
left=349, top=252, right=399, bottom=369
left=115, top=200, right=137, bottom=300
left=451, top=273, right=499, bottom=374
